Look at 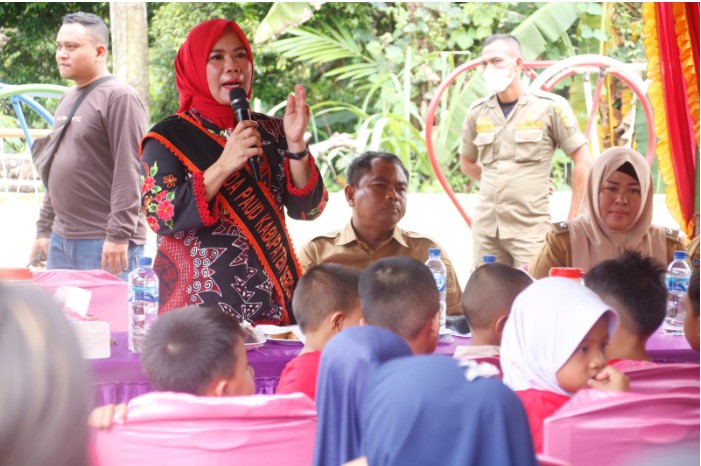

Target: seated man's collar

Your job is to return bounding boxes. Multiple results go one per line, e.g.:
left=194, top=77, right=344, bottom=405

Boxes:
left=337, top=222, right=408, bottom=248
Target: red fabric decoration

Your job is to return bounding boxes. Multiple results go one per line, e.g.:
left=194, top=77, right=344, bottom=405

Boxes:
left=686, top=3, right=699, bottom=88
left=656, top=3, right=697, bottom=225
left=285, top=154, right=321, bottom=197
left=175, top=19, right=254, bottom=128
left=191, top=171, right=219, bottom=227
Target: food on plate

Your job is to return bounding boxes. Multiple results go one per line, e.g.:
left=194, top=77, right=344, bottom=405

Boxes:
left=268, top=331, right=300, bottom=341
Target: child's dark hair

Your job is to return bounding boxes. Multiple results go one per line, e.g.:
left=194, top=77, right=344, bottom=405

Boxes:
left=359, top=256, right=438, bottom=339
left=689, top=269, right=699, bottom=318
left=293, top=263, right=361, bottom=333
left=141, top=306, right=243, bottom=395
left=462, top=263, right=532, bottom=329
left=346, top=151, right=409, bottom=187
left=585, top=250, right=666, bottom=337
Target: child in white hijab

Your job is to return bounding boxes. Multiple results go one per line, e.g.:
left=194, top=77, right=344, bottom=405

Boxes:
left=501, top=277, right=629, bottom=452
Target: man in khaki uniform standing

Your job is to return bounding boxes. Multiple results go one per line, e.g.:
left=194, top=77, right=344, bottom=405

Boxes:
left=460, top=34, right=591, bottom=268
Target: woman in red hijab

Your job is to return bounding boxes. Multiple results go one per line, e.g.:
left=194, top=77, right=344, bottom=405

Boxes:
left=140, top=19, right=328, bottom=326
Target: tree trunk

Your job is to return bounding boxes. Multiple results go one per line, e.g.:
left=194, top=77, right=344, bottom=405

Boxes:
left=109, top=2, right=149, bottom=114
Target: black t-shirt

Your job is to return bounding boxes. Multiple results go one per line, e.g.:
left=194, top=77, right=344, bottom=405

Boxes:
left=498, top=98, right=518, bottom=118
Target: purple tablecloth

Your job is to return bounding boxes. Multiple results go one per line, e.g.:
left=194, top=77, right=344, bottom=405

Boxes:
left=440, top=332, right=699, bottom=364
left=89, top=330, right=698, bottom=407
left=645, top=330, right=700, bottom=364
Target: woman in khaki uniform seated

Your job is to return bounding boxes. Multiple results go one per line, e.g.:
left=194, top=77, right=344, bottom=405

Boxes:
left=529, top=146, right=684, bottom=279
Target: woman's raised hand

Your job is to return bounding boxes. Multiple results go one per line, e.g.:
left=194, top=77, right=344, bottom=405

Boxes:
left=283, top=84, right=310, bottom=151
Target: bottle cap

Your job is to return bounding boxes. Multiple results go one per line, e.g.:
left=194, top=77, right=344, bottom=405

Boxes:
left=0, top=268, right=33, bottom=282
left=673, top=250, right=687, bottom=260
left=428, top=247, right=441, bottom=257
left=138, top=256, right=153, bottom=267
left=549, top=267, right=584, bottom=281
left=483, top=255, right=496, bottom=264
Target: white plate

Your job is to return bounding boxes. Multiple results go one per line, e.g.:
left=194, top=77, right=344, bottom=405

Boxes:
left=245, top=340, right=265, bottom=351
left=266, top=336, right=304, bottom=346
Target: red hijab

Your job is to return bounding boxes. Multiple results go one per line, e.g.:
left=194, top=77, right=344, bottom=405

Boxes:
left=175, top=19, right=253, bottom=129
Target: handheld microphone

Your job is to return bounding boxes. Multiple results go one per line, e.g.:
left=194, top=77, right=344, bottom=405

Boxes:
left=229, top=87, right=261, bottom=181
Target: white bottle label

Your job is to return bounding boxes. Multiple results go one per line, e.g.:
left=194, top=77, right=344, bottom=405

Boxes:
left=432, top=272, right=447, bottom=292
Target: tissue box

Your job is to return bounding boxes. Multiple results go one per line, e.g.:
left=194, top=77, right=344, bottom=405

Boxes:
left=33, top=269, right=130, bottom=332
left=70, top=315, right=111, bottom=359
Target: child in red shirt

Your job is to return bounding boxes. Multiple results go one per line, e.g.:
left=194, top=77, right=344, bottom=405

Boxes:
left=501, top=277, right=630, bottom=452
left=275, top=264, right=363, bottom=399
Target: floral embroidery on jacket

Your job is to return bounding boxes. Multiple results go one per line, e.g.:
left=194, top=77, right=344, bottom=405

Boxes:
left=142, top=160, right=176, bottom=230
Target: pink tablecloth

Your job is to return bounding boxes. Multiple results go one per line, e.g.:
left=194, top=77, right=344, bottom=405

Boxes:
left=89, top=331, right=698, bottom=407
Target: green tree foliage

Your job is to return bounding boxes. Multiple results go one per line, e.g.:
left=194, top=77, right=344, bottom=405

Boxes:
left=0, top=3, right=107, bottom=124
left=0, top=2, right=108, bottom=86
left=268, top=2, right=594, bottom=192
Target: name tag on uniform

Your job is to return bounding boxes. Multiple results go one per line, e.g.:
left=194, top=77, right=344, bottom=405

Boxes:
left=477, top=123, right=496, bottom=132
left=516, top=121, right=543, bottom=129
left=476, top=117, right=495, bottom=133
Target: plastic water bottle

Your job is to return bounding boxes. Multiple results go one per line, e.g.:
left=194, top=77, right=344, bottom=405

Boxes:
left=663, top=250, right=691, bottom=335
left=483, top=255, right=496, bottom=264
left=128, top=257, right=159, bottom=352
left=426, top=248, right=448, bottom=330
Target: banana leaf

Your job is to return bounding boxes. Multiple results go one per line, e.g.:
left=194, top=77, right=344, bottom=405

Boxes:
left=254, top=2, right=324, bottom=44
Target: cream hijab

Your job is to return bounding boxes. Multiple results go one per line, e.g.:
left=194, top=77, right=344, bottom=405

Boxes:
left=568, top=146, right=667, bottom=271
left=501, top=277, right=618, bottom=396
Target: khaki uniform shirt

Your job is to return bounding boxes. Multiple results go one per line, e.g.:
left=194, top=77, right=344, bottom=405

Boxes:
left=459, top=90, right=588, bottom=239
left=528, top=222, right=686, bottom=279
left=687, top=236, right=699, bottom=270
left=297, top=222, right=463, bottom=315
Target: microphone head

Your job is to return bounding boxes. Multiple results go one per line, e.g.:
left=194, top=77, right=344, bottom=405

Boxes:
left=229, top=87, right=248, bottom=108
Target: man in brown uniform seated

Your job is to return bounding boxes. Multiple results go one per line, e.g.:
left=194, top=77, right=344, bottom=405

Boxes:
left=297, top=151, right=462, bottom=316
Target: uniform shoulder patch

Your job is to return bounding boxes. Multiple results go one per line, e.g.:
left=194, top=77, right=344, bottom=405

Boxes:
left=552, top=221, right=569, bottom=234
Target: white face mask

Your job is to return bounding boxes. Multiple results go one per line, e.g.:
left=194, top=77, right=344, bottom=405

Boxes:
left=483, top=62, right=516, bottom=95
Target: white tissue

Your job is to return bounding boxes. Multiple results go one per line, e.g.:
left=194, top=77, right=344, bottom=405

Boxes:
left=54, top=285, right=92, bottom=318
